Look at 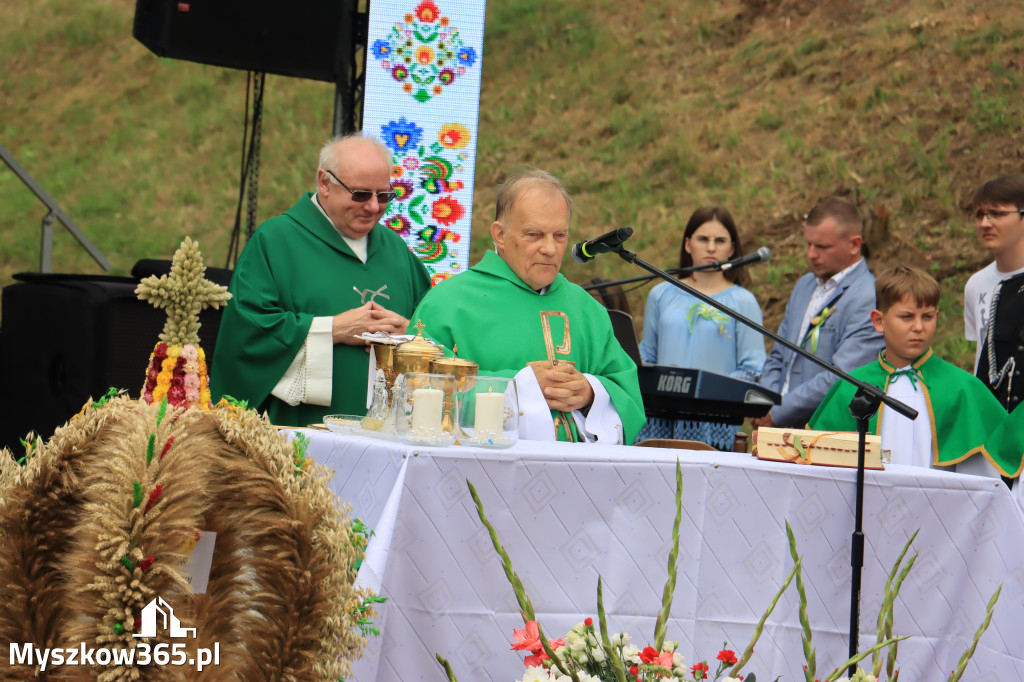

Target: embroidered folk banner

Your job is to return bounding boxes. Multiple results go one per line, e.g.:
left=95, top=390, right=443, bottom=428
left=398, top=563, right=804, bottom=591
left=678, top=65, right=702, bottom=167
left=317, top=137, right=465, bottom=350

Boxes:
left=363, top=0, right=486, bottom=286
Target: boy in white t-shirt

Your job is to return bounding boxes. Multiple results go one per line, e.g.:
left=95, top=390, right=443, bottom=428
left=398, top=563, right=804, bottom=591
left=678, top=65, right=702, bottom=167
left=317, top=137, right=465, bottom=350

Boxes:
left=964, top=174, right=1024, bottom=372
left=810, top=266, right=1017, bottom=477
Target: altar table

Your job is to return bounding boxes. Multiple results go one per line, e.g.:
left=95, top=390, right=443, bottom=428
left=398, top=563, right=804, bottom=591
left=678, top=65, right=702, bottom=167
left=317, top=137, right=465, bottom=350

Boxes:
left=296, top=430, right=1024, bottom=681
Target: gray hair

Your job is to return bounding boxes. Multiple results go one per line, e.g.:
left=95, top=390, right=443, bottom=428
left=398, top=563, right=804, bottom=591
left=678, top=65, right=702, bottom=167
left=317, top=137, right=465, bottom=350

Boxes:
left=318, top=134, right=393, bottom=176
left=494, top=168, right=573, bottom=223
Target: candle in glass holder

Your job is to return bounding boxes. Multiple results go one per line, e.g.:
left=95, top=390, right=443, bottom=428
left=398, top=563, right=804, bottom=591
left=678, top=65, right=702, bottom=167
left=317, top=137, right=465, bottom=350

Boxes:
left=411, top=387, right=444, bottom=431
left=475, top=390, right=505, bottom=436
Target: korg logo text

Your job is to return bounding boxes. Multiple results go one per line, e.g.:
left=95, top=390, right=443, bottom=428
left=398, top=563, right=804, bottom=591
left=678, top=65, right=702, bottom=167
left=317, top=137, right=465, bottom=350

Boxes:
left=656, top=374, right=692, bottom=394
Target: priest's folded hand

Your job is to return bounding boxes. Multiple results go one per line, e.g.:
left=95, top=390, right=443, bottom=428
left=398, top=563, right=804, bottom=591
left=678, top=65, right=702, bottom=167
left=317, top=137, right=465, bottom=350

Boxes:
left=332, top=302, right=411, bottom=345
left=528, top=360, right=595, bottom=413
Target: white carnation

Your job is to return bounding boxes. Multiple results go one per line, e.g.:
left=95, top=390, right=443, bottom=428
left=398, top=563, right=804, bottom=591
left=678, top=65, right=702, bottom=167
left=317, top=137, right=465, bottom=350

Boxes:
left=518, top=667, right=553, bottom=682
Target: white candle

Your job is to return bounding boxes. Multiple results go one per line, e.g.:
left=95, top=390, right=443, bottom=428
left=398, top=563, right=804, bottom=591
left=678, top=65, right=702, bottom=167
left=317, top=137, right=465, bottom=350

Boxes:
left=411, top=388, right=444, bottom=432
left=475, top=391, right=505, bottom=436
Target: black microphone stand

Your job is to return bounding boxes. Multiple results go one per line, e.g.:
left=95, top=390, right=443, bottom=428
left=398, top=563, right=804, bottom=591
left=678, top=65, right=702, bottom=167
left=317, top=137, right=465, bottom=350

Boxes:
left=598, top=243, right=917, bottom=675
left=581, top=259, right=739, bottom=292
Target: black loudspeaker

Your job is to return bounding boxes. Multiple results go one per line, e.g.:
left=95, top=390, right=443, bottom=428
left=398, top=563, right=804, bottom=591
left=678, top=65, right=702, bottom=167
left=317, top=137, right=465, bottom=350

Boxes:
left=0, top=265, right=231, bottom=454
left=132, top=0, right=354, bottom=82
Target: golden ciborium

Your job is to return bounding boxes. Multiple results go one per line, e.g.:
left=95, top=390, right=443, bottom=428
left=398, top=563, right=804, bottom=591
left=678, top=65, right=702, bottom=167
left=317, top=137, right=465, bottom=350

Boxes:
left=394, top=321, right=445, bottom=376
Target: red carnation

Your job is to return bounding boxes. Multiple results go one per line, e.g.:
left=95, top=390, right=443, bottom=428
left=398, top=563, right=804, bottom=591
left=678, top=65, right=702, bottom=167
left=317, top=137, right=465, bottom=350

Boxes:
left=584, top=617, right=593, bottom=627
left=717, top=649, right=738, bottom=665
left=639, top=646, right=659, bottom=663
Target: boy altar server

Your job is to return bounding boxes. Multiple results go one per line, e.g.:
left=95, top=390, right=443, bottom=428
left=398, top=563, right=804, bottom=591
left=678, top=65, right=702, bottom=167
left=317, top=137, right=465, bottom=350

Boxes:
left=409, top=169, right=645, bottom=444
left=808, top=265, right=1021, bottom=478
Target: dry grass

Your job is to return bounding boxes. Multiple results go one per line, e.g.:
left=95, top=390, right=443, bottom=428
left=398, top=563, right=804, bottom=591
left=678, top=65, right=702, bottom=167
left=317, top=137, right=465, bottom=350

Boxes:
left=1, top=0, right=1022, bottom=368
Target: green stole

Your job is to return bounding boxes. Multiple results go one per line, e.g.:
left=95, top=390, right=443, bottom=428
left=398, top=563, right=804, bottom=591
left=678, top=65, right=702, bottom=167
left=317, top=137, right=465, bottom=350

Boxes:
left=808, top=348, right=1020, bottom=474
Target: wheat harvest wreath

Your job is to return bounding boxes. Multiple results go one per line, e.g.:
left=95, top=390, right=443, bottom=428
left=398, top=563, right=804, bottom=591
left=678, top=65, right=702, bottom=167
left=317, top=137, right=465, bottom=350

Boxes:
left=0, top=238, right=376, bottom=681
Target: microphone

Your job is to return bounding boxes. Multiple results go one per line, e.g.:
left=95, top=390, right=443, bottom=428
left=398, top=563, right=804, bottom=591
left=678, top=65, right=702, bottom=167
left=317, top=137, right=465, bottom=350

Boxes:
left=715, top=246, right=772, bottom=271
left=572, top=227, right=634, bottom=263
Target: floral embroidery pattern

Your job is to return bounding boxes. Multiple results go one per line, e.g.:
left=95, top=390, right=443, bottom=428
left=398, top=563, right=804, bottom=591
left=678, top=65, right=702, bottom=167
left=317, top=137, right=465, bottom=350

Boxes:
left=371, top=0, right=477, bottom=103
left=364, top=0, right=482, bottom=285
left=380, top=117, right=469, bottom=276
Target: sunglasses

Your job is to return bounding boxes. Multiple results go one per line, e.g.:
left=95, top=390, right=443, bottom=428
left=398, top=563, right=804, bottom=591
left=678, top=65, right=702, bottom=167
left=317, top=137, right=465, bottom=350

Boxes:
left=324, top=169, right=397, bottom=204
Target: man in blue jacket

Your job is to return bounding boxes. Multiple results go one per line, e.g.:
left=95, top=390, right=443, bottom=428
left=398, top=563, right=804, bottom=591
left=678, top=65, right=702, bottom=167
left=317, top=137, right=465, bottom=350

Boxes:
left=753, top=196, right=883, bottom=428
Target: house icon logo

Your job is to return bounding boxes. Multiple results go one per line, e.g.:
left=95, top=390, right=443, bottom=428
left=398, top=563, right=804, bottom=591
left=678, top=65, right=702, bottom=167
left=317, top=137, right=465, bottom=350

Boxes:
left=133, top=596, right=197, bottom=638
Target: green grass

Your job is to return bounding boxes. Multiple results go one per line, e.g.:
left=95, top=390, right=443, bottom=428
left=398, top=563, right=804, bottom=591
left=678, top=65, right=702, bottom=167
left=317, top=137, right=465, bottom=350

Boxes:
left=2, top=0, right=1023, bottom=374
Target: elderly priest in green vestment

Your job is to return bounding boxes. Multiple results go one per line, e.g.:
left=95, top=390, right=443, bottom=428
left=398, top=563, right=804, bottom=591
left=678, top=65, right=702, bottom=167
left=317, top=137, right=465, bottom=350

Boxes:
left=409, top=170, right=646, bottom=444
left=212, top=135, right=431, bottom=426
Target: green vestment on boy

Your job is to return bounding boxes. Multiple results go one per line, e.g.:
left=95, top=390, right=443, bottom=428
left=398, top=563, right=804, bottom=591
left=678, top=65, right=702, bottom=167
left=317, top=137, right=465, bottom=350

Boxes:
left=986, top=406, right=1024, bottom=477
left=211, top=193, right=431, bottom=426
left=808, top=348, right=1021, bottom=475
left=409, top=251, right=646, bottom=444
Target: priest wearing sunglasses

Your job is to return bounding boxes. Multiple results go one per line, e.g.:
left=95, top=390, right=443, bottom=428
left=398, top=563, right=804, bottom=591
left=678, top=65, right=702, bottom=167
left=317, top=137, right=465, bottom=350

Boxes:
left=212, top=134, right=431, bottom=426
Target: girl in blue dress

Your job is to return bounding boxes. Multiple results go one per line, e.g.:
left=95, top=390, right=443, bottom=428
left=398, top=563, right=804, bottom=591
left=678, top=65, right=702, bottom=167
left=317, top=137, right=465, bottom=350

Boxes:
left=636, top=206, right=767, bottom=449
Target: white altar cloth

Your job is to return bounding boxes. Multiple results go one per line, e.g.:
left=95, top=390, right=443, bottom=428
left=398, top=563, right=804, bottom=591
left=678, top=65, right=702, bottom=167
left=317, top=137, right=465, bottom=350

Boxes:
left=296, top=430, right=1024, bottom=681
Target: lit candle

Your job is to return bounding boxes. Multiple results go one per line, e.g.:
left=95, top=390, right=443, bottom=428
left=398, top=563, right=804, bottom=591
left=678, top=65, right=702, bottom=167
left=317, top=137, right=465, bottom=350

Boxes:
left=411, top=387, right=444, bottom=432
left=475, top=391, right=505, bottom=436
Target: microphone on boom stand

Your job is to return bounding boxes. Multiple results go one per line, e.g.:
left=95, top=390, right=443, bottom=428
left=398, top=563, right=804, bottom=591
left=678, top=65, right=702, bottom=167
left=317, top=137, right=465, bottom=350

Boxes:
left=572, top=227, right=634, bottom=263
left=711, top=246, right=772, bottom=271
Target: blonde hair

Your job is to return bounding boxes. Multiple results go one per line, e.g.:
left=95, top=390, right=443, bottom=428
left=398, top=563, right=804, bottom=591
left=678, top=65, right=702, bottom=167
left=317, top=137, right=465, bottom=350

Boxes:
left=874, top=265, right=940, bottom=311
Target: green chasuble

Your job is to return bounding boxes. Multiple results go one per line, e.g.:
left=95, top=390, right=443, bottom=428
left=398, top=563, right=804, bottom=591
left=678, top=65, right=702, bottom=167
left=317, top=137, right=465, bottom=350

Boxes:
left=211, top=193, right=431, bottom=426
left=986, top=406, right=1024, bottom=478
left=808, top=348, right=1021, bottom=475
left=409, top=250, right=646, bottom=444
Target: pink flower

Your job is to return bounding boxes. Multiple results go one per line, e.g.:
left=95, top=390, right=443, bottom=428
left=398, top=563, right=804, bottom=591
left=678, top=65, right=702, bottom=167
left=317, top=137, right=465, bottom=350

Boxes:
left=511, top=621, right=540, bottom=652
left=523, top=652, right=548, bottom=667
left=656, top=651, right=675, bottom=668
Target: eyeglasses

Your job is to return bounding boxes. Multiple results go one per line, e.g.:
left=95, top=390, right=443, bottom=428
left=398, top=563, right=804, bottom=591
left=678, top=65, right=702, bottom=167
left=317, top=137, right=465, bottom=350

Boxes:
left=324, top=169, right=397, bottom=204
left=973, top=208, right=1024, bottom=223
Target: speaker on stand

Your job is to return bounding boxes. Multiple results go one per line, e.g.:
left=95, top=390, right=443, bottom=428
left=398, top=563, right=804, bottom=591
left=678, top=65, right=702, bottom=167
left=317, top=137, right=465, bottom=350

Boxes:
left=0, top=263, right=231, bottom=454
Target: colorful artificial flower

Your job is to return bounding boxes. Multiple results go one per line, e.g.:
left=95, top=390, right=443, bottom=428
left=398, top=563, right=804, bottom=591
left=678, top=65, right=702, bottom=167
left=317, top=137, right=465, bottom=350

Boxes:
left=438, top=122, right=471, bottom=149
left=431, top=196, right=465, bottom=226
left=438, top=67, right=456, bottom=85
left=391, top=179, right=414, bottom=201
left=403, top=156, right=420, bottom=171
left=391, top=64, right=409, bottom=81
left=416, top=45, right=434, bottom=66
left=415, top=0, right=440, bottom=22
left=386, top=215, right=412, bottom=237
left=380, top=117, right=423, bottom=154
left=457, top=46, right=477, bottom=66
left=371, top=39, right=391, bottom=59
left=391, top=165, right=404, bottom=179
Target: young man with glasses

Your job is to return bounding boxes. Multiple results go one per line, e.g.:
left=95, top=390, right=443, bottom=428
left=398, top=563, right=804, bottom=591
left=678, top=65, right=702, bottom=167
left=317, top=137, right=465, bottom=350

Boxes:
left=965, top=173, right=1024, bottom=414
left=212, top=134, right=431, bottom=426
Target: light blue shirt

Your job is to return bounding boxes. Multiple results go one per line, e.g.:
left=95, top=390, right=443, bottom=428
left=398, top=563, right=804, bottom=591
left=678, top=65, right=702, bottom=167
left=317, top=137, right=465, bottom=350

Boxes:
left=639, top=282, right=767, bottom=379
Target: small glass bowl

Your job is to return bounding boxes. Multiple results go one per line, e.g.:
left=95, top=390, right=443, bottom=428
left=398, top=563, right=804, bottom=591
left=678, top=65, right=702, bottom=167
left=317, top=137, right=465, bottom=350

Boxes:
left=322, top=414, right=364, bottom=435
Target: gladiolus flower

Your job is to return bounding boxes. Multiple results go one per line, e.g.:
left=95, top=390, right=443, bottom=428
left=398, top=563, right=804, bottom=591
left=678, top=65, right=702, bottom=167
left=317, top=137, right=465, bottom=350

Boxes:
left=511, top=621, right=541, bottom=652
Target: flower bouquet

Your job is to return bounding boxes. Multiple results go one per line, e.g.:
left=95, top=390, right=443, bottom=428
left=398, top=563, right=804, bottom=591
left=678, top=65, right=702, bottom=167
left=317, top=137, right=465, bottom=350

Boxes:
left=435, top=462, right=1000, bottom=682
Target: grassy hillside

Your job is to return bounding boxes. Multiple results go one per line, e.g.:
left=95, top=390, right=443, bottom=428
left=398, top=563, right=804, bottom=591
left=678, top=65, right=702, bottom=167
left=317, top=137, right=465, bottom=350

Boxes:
left=1, top=0, right=1022, bottom=369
